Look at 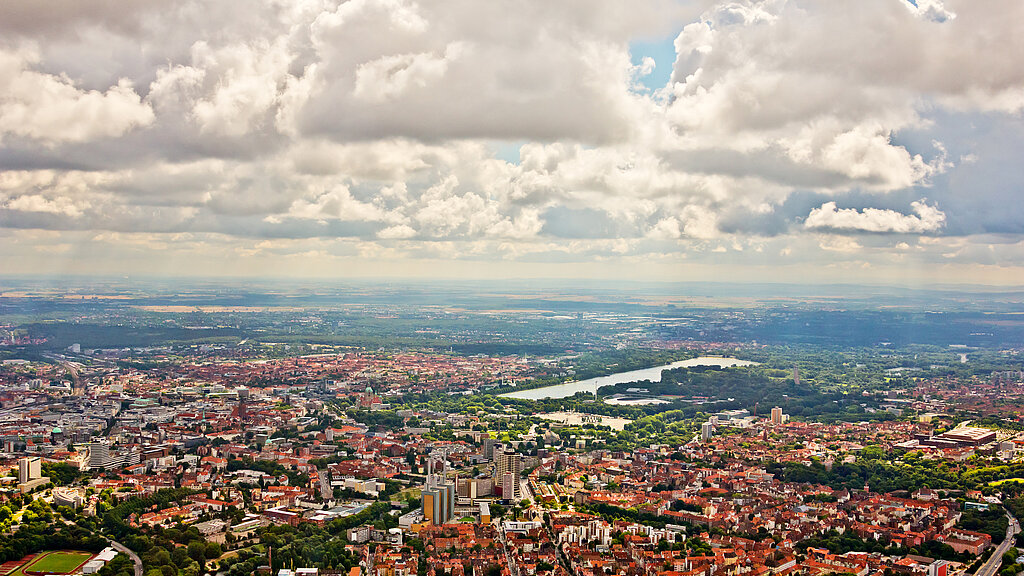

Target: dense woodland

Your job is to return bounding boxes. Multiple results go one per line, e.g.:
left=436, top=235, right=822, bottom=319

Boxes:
left=0, top=498, right=107, bottom=563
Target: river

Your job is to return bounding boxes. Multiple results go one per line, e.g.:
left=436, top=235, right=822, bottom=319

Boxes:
left=500, top=356, right=759, bottom=400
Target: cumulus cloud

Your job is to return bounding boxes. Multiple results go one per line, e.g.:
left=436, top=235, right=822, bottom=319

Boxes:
left=284, top=187, right=393, bottom=223
left=377, top=224, right=417, bottom=239
left=5, top=194, right=84, bottom=217
left=805, top=199, right=946, bottom=233
left=0, top=0, right=1021, bottom=281
left=664, top=0, right=1023, bottom=198
left=0, top=50, right=153, bottom=145
left=903, top=0, right=956, bottom=23
left=817, top=236, right=863, bottom=253
left=189, top=39, right=293, bottom=137
left=353, top=43, right=464, bottom=103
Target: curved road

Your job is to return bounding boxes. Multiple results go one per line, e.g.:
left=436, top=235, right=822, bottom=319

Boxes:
left=974, top=513, right=1020, bottom=576
left=110, top=541, right=143, bottom=576
left=53, top=496, right=140, bottom=576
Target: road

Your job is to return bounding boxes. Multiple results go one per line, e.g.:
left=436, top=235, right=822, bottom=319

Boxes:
left=42, top=354, right=82, bottom=392
left=52, top=501, right=140, bottom=576
left=519, top=478, right=534, bottom=505
left=974, top=513, right=1019, bottom=576
left=498, top=523, right=519, bottom=576
left=110, top=541, right=143, bottom=576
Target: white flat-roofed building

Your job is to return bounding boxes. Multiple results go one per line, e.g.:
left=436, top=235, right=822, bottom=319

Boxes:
left=19, top=457, right=41, bottom=483
left=939, top=427, right=997, bottom=446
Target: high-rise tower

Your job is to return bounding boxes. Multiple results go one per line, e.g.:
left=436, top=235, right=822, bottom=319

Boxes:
left=494, top=450, right=522, bottom=500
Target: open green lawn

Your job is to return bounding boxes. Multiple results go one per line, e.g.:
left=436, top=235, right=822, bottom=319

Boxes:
left=17, top=551, right=93, bottom=575
left=990, top=477, right=1024, bottom=486
left=392, top=487, right=421, bottom=502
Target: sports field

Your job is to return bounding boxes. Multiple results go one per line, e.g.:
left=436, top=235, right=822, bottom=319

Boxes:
left=8, top=551, right=93, bottom=576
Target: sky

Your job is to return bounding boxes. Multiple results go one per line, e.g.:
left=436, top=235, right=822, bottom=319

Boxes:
left=0, top=0, right=1022, bottom=286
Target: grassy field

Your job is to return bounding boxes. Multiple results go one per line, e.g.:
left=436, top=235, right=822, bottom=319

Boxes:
left=392, top=487, right=421, bottom=503
left=990, top=477, right=1024, bottom=486
left=14, top=551, right=93, bottom=576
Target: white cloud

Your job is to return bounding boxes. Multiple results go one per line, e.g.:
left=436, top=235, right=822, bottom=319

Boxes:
left=5, top=194, right=84, bottom=217
left=0, top=50, right=153, bottom=145
left=286, top=187, right=393, bottom=223
left=818, top=236, right=863, bottom=253
left=680, top=205, right=720, bottom=239
left=0, top=0, right=1021, bottom=281
left=190, top=39, right=293, bottom=137
left=377, top=224, right=417, bottom=239
left=353, top=43, right=464, bottom=103
left=818, top=123, right=935, bottom=188
left=647, top=217, right=682, bottom=239
left=903, top=0, right=956, bottom=23
left=805, top=199, right=946, bottom=233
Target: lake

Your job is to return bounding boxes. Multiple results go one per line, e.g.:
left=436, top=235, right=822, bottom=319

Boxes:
left=500, top=356, right=759, bottom=400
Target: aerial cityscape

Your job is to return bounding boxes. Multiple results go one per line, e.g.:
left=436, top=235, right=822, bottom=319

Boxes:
left=1, top=3, right=1023, bottom=576
left=0, top=280, right=1023, bottom=576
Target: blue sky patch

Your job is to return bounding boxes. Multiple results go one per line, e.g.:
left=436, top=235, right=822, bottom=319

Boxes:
left=489, top=140, right=527, bottom=164
left=629, top=36, right=677, bottom=93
